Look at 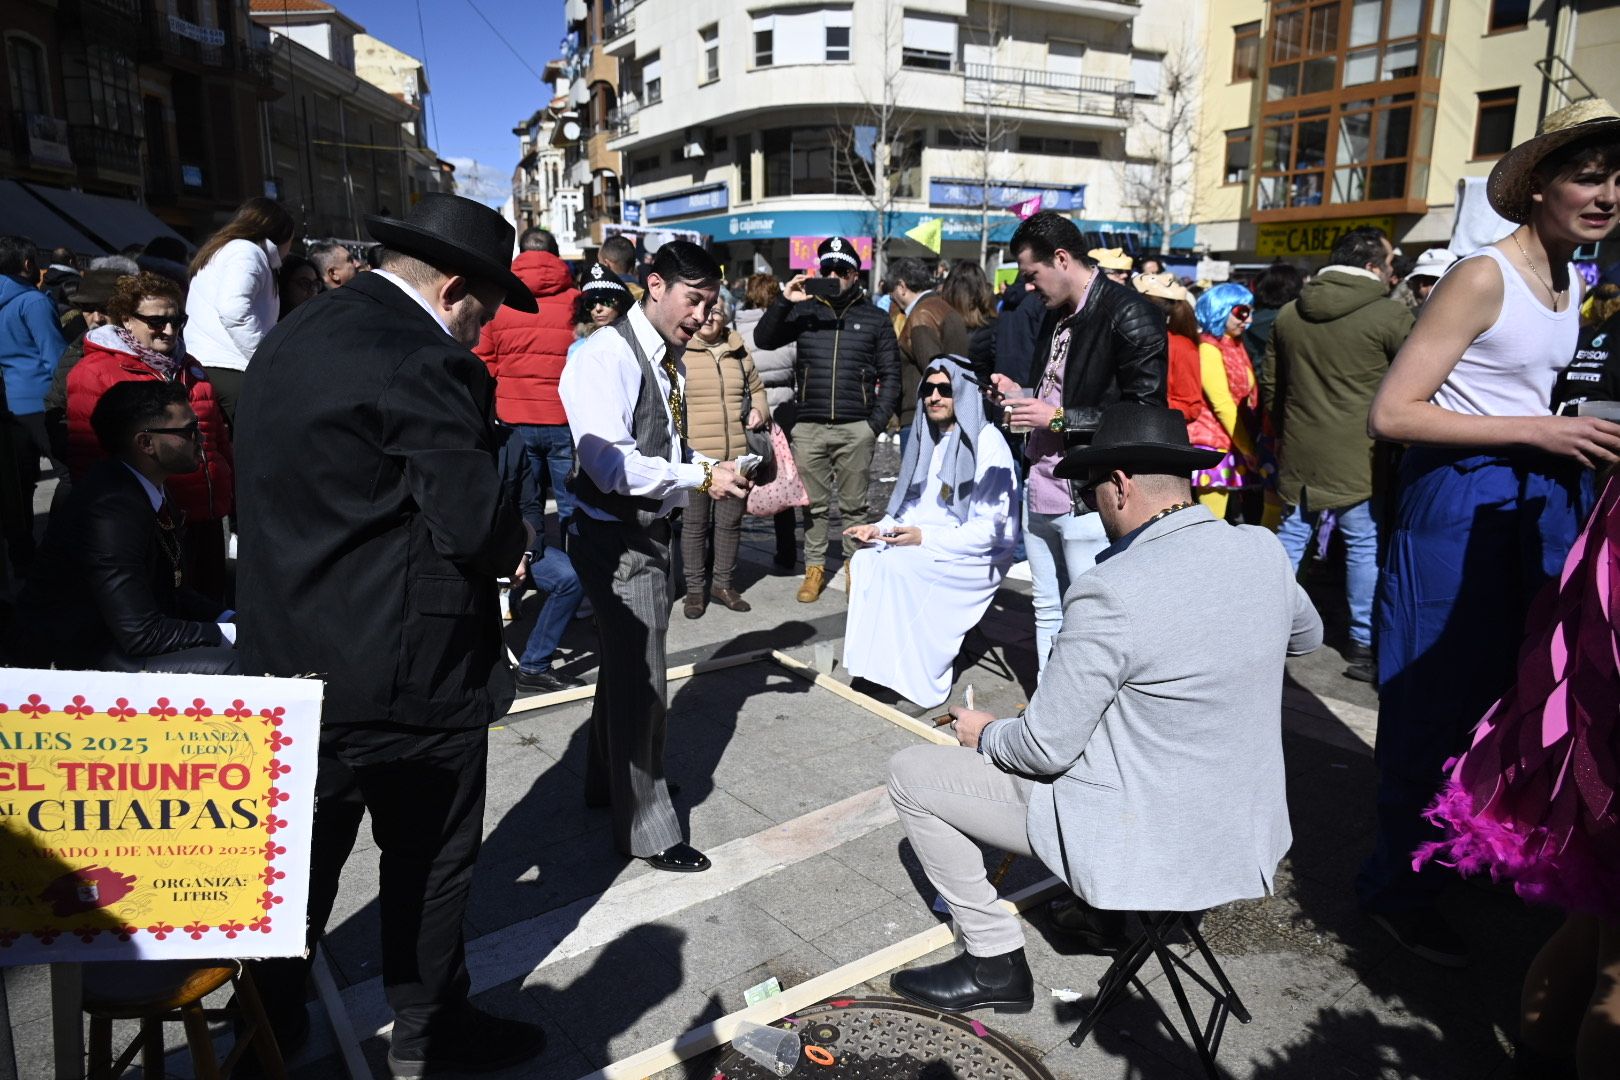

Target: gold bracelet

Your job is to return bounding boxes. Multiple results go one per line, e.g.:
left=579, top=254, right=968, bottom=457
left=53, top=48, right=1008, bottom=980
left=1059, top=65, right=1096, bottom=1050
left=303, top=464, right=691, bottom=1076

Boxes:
left=698, top=460, right=714, bottom=494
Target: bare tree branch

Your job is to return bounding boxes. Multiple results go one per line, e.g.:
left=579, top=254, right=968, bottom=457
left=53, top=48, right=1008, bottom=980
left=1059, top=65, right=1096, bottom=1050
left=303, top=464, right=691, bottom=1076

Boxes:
left=1118, top=42, right=1204, bottom=256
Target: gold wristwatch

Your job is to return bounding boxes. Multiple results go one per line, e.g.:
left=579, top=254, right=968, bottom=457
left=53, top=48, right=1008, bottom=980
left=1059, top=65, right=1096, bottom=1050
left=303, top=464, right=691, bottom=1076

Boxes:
left=1048, top=408, right=1067, bottom=433
left=698, top=460, right=714, bottom=493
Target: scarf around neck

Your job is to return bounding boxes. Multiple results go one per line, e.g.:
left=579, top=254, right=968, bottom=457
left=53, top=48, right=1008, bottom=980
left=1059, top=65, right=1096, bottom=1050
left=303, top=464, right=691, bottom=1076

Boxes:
left=107, top=324, right=184, bottom=380
left=886, top=355, right=987, bottom=525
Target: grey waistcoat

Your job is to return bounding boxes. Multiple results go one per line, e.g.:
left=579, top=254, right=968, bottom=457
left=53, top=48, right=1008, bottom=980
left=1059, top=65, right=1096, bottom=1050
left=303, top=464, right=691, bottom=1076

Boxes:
left=567, top=316, right=683, bottom=528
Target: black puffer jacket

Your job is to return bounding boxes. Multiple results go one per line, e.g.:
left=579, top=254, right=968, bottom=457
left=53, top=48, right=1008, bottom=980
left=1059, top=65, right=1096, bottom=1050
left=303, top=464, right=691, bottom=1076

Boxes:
left=1029, top=274, right=1168, bottom=438
left=752, top=287, right=900, bottom=431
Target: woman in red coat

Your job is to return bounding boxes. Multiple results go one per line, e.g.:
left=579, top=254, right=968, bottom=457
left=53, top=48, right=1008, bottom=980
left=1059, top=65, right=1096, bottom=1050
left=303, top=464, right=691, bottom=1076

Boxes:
left=66, top=271, right=234, bottom=600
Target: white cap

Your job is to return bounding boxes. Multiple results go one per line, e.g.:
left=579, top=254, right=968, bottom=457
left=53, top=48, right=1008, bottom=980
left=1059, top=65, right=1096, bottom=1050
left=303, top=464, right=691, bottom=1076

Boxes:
left=1409, top=247, right=1458, bottom=280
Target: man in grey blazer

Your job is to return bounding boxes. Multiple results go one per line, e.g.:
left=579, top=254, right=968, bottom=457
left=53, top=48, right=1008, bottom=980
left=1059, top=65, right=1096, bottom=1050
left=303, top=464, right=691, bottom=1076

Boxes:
left=886, top=402, right=1323, bottom=1012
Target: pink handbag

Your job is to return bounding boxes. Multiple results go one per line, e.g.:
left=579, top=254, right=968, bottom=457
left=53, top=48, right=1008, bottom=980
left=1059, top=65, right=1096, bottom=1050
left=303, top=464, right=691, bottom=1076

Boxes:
left=746, top=423, right=809, bottom=516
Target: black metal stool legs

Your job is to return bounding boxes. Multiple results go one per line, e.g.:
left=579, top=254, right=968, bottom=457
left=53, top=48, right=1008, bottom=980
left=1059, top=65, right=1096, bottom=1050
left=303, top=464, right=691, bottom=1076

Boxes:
left=1068, top=911, right=1251, bottom=1080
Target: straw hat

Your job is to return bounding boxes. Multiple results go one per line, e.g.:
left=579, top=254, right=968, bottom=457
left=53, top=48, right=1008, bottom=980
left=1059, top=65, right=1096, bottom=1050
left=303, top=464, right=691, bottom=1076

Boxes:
left=1487, top=97, right=1620, bottom=224
left=1089, top=248, right=1134, bottom=272
left=1132, top=271, right=1187, bottom=302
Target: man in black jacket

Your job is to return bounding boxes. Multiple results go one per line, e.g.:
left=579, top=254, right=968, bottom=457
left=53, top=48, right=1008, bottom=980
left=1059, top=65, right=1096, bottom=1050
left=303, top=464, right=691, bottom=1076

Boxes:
left=7, top=380, right=237, bottom=673
left=235, top=195, right=541, bottom=1079
left=753, top=236, right=900, bottom=602
left=989, top=211, right=1167, bottom=675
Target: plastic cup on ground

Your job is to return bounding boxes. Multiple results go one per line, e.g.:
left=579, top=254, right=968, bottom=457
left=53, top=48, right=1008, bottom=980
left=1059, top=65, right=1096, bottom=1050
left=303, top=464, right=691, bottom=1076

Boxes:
left=732, top=1020, right=801, bottom=1077
left=1005, top=388, right=1035, bottom=434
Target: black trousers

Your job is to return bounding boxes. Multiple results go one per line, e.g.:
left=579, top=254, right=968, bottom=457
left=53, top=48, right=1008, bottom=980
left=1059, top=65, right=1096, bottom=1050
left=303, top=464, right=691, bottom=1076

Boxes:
left=250, top=723, right=488, bottom=1055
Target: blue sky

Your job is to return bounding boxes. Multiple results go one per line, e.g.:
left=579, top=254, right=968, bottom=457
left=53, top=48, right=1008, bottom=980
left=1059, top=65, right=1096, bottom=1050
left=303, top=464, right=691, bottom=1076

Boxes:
left=338, top=0, right=565, bottom=205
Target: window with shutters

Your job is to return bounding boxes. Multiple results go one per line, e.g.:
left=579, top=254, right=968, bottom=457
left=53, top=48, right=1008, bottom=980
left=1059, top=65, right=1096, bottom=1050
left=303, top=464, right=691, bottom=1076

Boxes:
left=752, top=8, right=853, bottom=67
left=902, top=12, right=958, bottom=71
left=1131, top=53, right=1163, bottom=99
left=641, top=53, right=661, bottom=105
left=701, top=25, right=719, bottom=84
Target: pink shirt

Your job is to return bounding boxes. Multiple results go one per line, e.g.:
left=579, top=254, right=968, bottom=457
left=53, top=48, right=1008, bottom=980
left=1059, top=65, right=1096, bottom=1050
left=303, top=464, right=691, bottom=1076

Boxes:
left=1024, top=272, right=1099, bottom=515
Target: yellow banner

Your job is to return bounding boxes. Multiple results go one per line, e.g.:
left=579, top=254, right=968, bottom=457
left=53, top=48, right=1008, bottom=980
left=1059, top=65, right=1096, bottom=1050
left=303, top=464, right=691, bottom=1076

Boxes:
left=1255, top=216, right=1395, bottom=259
left=0, top=670, right=320, bottom=963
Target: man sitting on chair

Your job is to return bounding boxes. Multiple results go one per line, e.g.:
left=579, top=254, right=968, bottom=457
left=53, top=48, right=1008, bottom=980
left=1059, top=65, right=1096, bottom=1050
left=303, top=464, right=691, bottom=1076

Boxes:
left=842, top=356, right=1018, bottom=709
left=884, top=402, right=1321, bottom=1012
left=7, top=380, right=239, bottom=674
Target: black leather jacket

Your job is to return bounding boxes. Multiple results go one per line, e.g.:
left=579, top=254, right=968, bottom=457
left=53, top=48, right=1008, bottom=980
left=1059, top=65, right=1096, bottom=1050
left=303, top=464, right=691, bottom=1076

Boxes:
left=1028, top=274, right=1168, bottom=436
left=6, top=460, right=225, bottom=668
left=752, top=287, right=901, bottom=431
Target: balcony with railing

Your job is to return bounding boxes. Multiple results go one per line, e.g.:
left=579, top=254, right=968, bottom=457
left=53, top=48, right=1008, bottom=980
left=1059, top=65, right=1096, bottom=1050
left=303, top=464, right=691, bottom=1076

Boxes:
left=68, top=125, right=143, bottom=180
left=963, top=64, right=1134, bottom=120
left=608, top=106, right=638, bottom=138
left=603, top=10, right=634, bottom=42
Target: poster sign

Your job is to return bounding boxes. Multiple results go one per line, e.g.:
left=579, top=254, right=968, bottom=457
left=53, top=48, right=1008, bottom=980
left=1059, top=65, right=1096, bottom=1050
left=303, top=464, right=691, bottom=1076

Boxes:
left=1255, top=216, right=1395, bottom=259
left=789, top=236, right=873, bottom=271
left=0, top=669, right=320, bottom=964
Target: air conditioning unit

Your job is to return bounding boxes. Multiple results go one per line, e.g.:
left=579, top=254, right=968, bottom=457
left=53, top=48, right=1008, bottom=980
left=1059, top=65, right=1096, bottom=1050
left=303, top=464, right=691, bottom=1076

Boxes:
left=682, top=127, right=711, bottom=159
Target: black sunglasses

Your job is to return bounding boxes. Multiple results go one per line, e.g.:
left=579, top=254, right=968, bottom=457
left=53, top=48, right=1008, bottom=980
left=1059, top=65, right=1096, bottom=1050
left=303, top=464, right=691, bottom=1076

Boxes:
left=142, top=420, right=202, bottom=442
left=1076, top=472, right=1118, bottom=512
left=130, top=312, right=188, bottom=331
left=919, top=380, right=954, bottom=399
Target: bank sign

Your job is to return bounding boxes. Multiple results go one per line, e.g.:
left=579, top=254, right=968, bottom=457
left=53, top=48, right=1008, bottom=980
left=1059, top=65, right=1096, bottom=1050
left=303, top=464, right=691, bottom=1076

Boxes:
left=928, top=180, right=1085, bottom=213
left=1256, top=216, right=1395, bottom=258
left=643, top=184, right=729, bottom=223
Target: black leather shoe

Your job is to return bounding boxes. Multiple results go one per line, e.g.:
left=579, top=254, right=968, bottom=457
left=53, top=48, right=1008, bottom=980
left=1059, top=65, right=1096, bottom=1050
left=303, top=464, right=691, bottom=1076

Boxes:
left=515, top=669, right=586, bottom=695
left=1343, top=641, right=1373, bottom=664
left=386, top=1010, right=546, bottom=1078
left=644, top=842, right=711, bottom=873
left=890, top=948, right=1034, bottom=1013
left=1046, top=896, right=1129, bottom=954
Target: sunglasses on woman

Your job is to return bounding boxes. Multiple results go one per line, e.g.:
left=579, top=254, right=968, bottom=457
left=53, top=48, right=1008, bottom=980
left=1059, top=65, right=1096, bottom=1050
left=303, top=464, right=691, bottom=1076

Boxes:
left=130, top=312, right=188, bottom=331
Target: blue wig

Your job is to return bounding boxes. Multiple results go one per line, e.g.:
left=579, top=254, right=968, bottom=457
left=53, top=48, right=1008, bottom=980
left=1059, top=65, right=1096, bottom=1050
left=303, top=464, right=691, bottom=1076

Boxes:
left=1195, top=282, right=1254, bottom=339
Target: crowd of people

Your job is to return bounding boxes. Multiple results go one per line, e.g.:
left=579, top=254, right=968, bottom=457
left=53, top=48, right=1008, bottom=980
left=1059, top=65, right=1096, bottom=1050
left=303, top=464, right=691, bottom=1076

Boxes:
left=0, top=95, right=1615, bottom=1079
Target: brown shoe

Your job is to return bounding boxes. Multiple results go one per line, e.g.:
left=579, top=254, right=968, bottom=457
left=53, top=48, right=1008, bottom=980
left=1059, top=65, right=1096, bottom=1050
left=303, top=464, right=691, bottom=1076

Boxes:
left=683, top=592, right=706, bottom=619
left=712, top=587, right=751, bottom=612
left=796, top=566, right=827, bottom=603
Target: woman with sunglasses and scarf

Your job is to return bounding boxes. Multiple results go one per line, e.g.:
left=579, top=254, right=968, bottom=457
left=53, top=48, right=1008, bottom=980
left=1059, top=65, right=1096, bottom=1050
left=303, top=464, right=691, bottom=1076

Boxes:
left=1187, top=283, right=1264, bottom=520
left=64, top=272, right=235, bottom=601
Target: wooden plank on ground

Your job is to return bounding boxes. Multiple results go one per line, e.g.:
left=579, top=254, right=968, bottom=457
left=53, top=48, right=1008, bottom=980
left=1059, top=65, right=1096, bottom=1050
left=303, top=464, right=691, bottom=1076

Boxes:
left=504, top=649, right=772, bottom=715
left=767, top=650, right=957, bottom=746
left=574, top=876, right=1067, bottom=1080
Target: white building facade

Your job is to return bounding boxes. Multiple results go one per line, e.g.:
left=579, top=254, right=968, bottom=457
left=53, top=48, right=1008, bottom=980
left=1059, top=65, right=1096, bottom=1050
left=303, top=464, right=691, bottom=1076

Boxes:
left=592, top=0, right=1200, bottom=274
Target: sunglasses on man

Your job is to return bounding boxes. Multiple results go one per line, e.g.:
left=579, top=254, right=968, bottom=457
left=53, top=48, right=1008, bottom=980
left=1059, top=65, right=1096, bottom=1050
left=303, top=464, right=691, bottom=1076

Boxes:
left=141, top=420, right=202, bottom=442
left=918, top=380, right=954, bottom=399
left=1075, top=471, right=1121, bottom=512
left=130, top=312, right=188, bottom=331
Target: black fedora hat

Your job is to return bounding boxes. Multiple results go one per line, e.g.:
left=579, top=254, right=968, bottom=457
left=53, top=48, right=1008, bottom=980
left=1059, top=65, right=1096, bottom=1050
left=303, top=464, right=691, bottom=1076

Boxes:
left=365, top=194, right=537, bottom=313
left=1053, top=402, right=1224, bottom=479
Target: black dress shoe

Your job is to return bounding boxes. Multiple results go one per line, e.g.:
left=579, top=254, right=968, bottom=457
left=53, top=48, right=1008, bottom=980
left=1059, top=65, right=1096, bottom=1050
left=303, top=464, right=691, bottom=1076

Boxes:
left=515, top=669, right=586, bottom=695
left=890, top=948, right=1034, bottom=1013
left=1343, top=641, right=1374, bottom=664
left=644, top=842, right=711, bottom=873
left=1046, top=896, right=1129, bottom=954
left=386, top=1010, right=546, bottom=1078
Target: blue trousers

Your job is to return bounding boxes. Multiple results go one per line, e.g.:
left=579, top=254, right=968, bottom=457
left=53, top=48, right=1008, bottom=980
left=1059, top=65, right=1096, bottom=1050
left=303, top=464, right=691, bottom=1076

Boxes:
left=1276, top=499, right=1379, bottom=647
left=518, top=546, right=583, bottom=673
left=516, top=423, right=576, bottom=533
left=1357, top=449, right=1590, bottom=912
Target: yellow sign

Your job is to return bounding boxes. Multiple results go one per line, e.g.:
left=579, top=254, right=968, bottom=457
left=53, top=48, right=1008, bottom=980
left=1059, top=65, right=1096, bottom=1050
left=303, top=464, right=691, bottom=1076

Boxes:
left=0, top=669, right=320, bottom=963
left=1255, top=216, right=1396, bottom=259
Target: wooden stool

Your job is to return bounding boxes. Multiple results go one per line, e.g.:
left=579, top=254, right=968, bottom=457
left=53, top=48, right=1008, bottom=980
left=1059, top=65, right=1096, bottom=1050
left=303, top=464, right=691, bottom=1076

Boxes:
left=82, top=959, right=287, bottom=1080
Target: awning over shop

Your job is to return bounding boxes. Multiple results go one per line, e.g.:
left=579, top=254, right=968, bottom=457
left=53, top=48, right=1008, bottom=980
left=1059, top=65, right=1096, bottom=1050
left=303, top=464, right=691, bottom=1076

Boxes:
left=23, top=183, right=190, bottom=253
left=671, top=208, right=1196, bottom=252
left=0, top=180, right=106, bottom=256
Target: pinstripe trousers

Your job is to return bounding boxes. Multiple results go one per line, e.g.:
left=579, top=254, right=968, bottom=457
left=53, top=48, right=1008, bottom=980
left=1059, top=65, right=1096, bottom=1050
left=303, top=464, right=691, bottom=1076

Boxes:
left=572, top=513, right=683, bottom=857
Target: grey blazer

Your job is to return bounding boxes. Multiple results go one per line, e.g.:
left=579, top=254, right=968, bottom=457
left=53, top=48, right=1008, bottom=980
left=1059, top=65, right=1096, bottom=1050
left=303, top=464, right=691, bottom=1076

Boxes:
left=980, top=505, right=1322, bottom=912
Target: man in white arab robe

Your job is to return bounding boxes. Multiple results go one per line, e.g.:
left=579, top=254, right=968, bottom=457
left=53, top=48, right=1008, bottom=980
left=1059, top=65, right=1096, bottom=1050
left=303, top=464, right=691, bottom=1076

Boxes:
left=843, top=356, right=1019, bottom=708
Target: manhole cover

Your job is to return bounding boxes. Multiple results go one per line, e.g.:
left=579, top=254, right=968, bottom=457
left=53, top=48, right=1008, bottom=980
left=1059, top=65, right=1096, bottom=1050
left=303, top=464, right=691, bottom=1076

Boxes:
left=711, top=997, right=1054, bottom=1079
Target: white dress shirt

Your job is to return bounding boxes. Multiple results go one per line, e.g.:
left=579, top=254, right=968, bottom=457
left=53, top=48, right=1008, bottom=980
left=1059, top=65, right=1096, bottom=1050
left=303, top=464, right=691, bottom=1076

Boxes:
left=123, top=463, right=235, bottom=644
left=371, top=269, right=453, bottom=335
left=559, top=303, right=707, bottom=521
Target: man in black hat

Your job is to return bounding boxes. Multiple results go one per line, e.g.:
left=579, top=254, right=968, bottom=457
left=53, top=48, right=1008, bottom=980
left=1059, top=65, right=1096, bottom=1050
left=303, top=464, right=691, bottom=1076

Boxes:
left=754, top=235, right=900, bottom=602
left=234, top=193, right=544, bottom=1078
left=885, top=402, right=1320, bottom=1014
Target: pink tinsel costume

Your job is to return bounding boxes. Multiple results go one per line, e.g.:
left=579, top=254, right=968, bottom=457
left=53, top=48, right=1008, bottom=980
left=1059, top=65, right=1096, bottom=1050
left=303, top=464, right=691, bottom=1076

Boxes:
left=1415, top=476, right=1620, bottom=917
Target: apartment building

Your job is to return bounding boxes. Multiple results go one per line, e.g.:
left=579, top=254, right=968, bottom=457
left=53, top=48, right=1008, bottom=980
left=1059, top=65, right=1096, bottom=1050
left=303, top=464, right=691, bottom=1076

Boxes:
left=510, top=60, right=587, bottom=259
left=559, top=0, right=1197, bottom=272
left=1194, top=0, right=1620, bottom=265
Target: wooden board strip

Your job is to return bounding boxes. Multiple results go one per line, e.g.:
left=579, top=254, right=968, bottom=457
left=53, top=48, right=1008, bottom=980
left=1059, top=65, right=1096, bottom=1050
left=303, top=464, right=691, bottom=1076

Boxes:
left=504, top=649, right=772, bottom=715
left=574, top=875, right=1066, bottom=1080
left=311, top=946, right=371, bottom=1080
left=767, top=650, right=957, bottom=747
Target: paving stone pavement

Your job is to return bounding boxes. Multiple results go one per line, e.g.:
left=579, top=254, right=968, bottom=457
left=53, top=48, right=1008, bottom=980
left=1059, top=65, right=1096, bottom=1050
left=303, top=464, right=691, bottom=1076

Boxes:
left=4, top=442, right=1542, bottom=1079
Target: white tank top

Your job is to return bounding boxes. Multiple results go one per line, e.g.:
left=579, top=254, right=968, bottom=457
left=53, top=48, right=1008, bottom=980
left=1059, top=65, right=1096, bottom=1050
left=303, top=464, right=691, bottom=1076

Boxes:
left=1429, top=245, right=1582, bottom=418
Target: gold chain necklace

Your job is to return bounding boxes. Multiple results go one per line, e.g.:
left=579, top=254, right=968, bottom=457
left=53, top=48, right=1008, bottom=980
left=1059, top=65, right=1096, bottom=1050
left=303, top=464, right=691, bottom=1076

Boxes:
left=1511, top=229, right=1564, bottom=307
left=1143, top=502, right=1194, bottom=528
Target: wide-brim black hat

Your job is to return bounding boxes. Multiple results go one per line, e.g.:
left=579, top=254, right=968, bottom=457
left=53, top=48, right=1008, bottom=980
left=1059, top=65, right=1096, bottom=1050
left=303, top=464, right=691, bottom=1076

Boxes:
left=366, top=194, right=537, bottom=313
left=1053, top=402, right=1225, bottom=479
